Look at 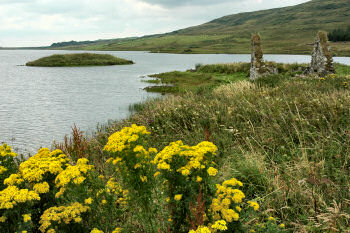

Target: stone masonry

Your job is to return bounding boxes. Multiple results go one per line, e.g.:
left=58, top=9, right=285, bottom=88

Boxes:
left=304, top=31, right=335, bottom=76
left=250, top=34, right=277, bottom=80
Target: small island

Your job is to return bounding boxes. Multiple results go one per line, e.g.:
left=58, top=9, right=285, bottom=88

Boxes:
left=26, top=53, right=134, bottom=67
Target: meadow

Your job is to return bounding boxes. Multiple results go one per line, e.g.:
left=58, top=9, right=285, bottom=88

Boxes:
left=1, top=62, right=350, bottom=232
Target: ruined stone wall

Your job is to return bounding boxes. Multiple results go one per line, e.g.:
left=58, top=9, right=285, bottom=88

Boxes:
left=304, top=31, right=335, bottom=76
left=250, top=34, right=277, bottom=80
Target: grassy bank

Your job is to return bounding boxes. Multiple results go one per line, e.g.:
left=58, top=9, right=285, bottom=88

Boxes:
left=26, top=53, right=133, bottom=67
left=144, top=62, right=308, bottom=94
left=2, top=63, right=350, bottom=232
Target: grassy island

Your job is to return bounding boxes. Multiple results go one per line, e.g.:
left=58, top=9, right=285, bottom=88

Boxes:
left=26, top=53, right=134, bottom=67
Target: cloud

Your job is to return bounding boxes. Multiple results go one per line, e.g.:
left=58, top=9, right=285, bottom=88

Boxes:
left=138, top=0, right=234, bottom=7
left=0, top=0, right=309, bottom=47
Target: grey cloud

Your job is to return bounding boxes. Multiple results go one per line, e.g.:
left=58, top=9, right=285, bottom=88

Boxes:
left=140, top=0, right=234, bottom=7
left=0, top=0, right=309, bottom=47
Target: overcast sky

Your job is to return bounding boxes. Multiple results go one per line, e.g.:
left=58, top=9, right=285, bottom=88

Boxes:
left=0, top=0, right=309, bottom=47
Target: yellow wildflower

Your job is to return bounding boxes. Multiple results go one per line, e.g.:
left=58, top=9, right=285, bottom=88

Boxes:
left=174, top=194, right=182, bottom=201
left=211, top=220, right=228, bottom=231
left=104, top=124, right=150, bottom=153
left=0, top=186, right=40, bottom=210
left=0, top=165, right=7, bottom=175
left=91, top=228, right=104, bottom=233
left=207, top=167, right=218, bottom=176
left=33, top=182, right=50, bottom=194
left=74, top=217, right=82, bottom=223
left=154, top=172, right=160, bottom=177
left=0, top=216, right=7, bottom=222
left=189, top=226, right=211, bottom=233
left=140, top=176, right=148, bottom=182
left=23, top=214, right=31, bottom=222
left=0, top=144, right=17, bottom=157
left=84, top=198, right=93, bottom=205
left=247, top=201, right=259, bottom=211
left=112, top=228, right=122, bottom=233
left=39, top=202, right=90, bottom=232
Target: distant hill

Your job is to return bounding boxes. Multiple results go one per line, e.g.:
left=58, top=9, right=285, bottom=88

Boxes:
left=52, top=0, right=350, bottom=56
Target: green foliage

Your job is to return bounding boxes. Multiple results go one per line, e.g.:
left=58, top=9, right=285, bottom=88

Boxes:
left=328, top=26, right=350, bottom=42
left=26, top=53, right=134, bottom=67
left=144, top=64, right=250, bottom=94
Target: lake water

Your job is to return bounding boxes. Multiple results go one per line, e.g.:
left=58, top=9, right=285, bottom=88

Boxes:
left=1, top=50, right=350, bottom=154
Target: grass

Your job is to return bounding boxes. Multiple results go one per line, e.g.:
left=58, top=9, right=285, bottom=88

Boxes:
left=56, top=62, right=350, bottom=232
left=144, top=62, right=308, bottom=94
left=26, top=53, right=134, bottom=67
left=50, top=0, right=350, bottom=56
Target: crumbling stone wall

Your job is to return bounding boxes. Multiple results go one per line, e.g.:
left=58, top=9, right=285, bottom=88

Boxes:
left=304, top=31, right=335, bottom=76
left=250, top=34, right=277, bottom=80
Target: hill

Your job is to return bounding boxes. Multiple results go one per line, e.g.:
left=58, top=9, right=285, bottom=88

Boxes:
left=52, top=0, right=350, bottom=56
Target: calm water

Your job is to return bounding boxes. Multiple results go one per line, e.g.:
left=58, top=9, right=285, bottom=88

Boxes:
left=1, top=50, right=350, bottom=154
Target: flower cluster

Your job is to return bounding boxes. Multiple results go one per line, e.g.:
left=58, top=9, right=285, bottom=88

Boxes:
left=152, top=140, right=218, bottom=231
left=247, top=201, right=259, bottom=211
left=55, top=158, right=94, bottom=197
left=17, top=148, right=69, bottom=184
left=0, top=144, right=17, bottom=158
left=39, top=202, right=90, bottom=232
left=0, top=185, right=40, bottom=210
left=103, top=124, right=159, bottom=231
left=106, top=178, right=128, bottom=206
left=0, top=144, right=18, bottom=184
left=104, top=124, right=150, bottom=153
left=153, top=140, right=218, bottom=176
left=211, top=178, right=245, bottom=223
left=189, top=220, right=228, bottom=233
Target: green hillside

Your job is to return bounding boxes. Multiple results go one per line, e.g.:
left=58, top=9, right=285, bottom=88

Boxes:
left=57, top=0, right=350, bottom=56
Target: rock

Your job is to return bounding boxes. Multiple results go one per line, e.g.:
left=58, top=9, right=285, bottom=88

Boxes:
left=304, top=31, right=335, bottom=76
left=250, top=34, right=278, bottom=80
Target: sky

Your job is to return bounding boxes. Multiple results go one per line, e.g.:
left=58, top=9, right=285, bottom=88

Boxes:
left=0, top=0, right=309, bottom=47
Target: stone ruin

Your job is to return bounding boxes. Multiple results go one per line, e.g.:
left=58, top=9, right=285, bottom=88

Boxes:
left=250, top=34, right=278, bottom=80
left=304, top=31, right=335, bottom=76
